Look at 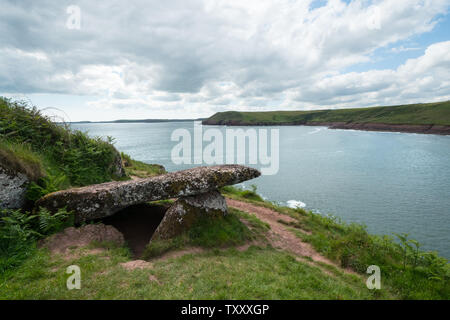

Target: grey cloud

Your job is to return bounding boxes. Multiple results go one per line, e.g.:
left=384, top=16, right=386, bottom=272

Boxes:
left=1, top=0, right=449, bottom=111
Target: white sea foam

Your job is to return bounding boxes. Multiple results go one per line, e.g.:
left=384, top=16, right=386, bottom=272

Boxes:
left=286, top=200, right=306, bottom=209
left=307, top=128, right=323, bottom=135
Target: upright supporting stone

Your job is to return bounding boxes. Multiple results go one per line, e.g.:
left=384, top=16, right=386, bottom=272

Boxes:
left=151, top=190, right=227, bottom=241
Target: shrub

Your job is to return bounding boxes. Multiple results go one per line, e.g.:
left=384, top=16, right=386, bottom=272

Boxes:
left=0, top=208, right=73, bottom=272
left=0, top=139, right=44, bottom=181
left=221, top=185, right=264, bottom=202
left=121, top=152, right=166, bottom=178
left=0, top=97, right=125, bottom=196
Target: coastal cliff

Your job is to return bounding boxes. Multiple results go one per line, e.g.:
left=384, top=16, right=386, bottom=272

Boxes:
left=202, top=100, right=450, bottom=135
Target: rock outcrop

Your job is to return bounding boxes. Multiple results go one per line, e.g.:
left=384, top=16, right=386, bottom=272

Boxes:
left=36, top=165, right=260, bottom=223
left=204, top=118, right=450, bottom=136
left=1, top=145, right=44, bottom=210
left=0, top=164, right=29, bottom=209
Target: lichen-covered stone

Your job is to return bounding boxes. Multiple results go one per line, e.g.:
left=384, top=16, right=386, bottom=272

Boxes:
left=151, top=190, right=227, bottom=241
left=0, top=164, right=30, bottom=209
left=35, top=165, right=260, bottom=223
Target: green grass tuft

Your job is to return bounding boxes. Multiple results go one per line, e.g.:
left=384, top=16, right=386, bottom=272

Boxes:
left=221, top=185, right=264, bottom=202
left=121, top=152, right=166, bottom=178
left=142, top=209, right=265, bottom=260
left=0, top=97, right=125, bottom=190
left=0, top=140, right=44, bottom=181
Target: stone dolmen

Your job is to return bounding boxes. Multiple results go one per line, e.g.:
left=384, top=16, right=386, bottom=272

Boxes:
left=35, top=165, right=261, bottom=242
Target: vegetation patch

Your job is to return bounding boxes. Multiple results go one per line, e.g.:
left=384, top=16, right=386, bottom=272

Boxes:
left=0, top=245, right=385, bottom=300
left=0, top=207, right=73, bottom=273
left=0, top=140, right=44, bottom=181
left=142, top=208, right=267, bottom=260
left=221, top=185, right=264, bottom=202
left=204, top=100, right=450, bottom=126
left=0, top=97, right=125, bottom=192
left=225, top=189, right=450, bottom=300
left=121, top=152, right=166, bottom=178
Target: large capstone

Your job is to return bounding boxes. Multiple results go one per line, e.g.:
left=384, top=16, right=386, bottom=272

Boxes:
left=151, top=190, right=227, bottom=241
left=35, top=165, right=260, bottom=223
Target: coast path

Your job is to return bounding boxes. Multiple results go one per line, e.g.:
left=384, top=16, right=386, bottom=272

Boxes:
left=226, top=198, right=358, bottom=276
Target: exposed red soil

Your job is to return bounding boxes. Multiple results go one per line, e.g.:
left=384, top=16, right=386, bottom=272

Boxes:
left=226, top=198, right=357, bottom=275
left=40, top=224, right=124, bottom=255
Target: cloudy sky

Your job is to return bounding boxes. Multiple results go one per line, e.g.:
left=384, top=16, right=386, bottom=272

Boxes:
left=1, top=0, right=449, bottom=121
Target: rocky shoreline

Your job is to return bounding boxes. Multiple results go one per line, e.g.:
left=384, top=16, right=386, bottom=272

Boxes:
left=202, top=120, right=450, bottom=135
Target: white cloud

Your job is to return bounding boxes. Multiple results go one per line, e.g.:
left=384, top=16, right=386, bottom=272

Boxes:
left=0, top=0, right=449, bottom=119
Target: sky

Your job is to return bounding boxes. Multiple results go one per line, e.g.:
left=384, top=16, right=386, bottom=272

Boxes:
left=1, top=0, right=450, bottom=121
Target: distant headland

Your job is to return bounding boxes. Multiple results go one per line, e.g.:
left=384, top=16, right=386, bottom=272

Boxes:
left=202, top=101, right=450, bottom=135
left=69, top=118, right=205, bottom=124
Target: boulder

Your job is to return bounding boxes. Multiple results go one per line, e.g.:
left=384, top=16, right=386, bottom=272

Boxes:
left=35, top=165, right=260, bottom=223
left=0, top=145, right=44, bottom=210
left=151, top=190, right=227, bottom=241
left=0, top=164, right=29, bottom=209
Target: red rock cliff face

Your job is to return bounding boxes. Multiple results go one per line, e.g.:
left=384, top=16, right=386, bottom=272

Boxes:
left=307, top=122, right=450, bottom=135
left=203, top=119, right=450, bottom=135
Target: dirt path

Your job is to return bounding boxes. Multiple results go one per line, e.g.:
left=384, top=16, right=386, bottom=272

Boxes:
left=227, top=198, right=356, bottom=275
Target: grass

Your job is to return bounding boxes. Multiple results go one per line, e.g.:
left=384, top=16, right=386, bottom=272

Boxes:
left=142, top=208, right=268, bottom=259
left=0, top=97, right=165, bottom=274
left=221, top=185, right=264, bottom=202
left=0, top=207, right=73, bottom=273
left=0, top=245, right=384, bottom=300
left=1, top=205, right=380, bottom=300
left=0, top=97, right=125, bottom=190
left=1, top=187, right=447, bottom=300
left=121, top=152, right=166, bottom=178
left=0, top=139, right=44, bottom=181
left=204, top=100, right=450, bottom=126
left=222, top=186, right=450, bottom=300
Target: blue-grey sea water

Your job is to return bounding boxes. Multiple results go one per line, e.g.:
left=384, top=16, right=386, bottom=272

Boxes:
left=71, top=122, right=450, bottom=258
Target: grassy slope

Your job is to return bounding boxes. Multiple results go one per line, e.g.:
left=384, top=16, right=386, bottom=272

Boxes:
left=120, top=152, right=166, bottom=178
left=204, top=101, right=450, bottom=126
left=0, top=140, right=44, bottom=181
left=0, top=97, right=164, bottom=273
left=0, top=245, right=379, bottom=300
left=1, top=191, right=448, bottom=299
left=0, top=97, right=165, bottom=189
left=0, top=97, right=124, bottom=188
left=0, top=208, right=383, bottom=300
